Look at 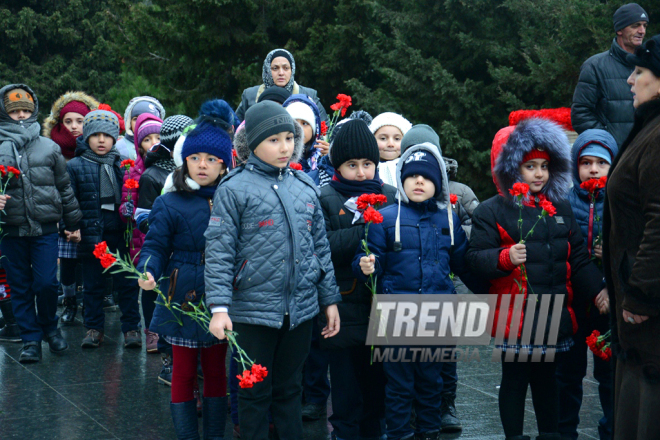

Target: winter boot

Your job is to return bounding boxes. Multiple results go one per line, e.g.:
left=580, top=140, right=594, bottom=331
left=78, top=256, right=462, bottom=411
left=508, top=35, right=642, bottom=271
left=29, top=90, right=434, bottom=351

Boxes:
left=440, top=392, right=462, bottom=432
left=202, top=396, right=227, bottom=439
left=0, top=297, right=21, bottom=342
left=19, top=341, right=42, bottom=363
left=60, top=284, right=77, bottom=324
left=170, top=399, right=200, bottom=440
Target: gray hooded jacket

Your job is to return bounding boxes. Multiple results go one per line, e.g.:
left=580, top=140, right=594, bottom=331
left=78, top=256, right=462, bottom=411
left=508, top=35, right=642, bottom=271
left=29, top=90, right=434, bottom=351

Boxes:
left=204, top=126, right=340, bottom=330
left=0, top=84, right=82, bottom=237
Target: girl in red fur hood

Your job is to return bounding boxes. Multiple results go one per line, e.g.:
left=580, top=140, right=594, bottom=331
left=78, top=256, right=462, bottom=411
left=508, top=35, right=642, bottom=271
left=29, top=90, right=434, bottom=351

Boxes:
left=466, top=117, right=607, bottom=440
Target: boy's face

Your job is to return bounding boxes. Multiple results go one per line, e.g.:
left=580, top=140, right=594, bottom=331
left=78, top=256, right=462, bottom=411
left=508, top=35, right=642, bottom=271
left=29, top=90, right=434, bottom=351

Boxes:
left=519, top=158, right=549, bottom=193
left=297, top=119, right=314, bottom=144
left=336, top=159, right=376, bottom=181
left=88, top=133, right=114, bottom=155
left=141, top=133, right=160, bottom=154
left=8, top=109, right=32, bottom=121
left=578, top=155, right=610, bottom=182
left=63, top=112, right=85, bottom=138
left=403, top=174, right=435, bottom=203
left=254, top=131, right=295, bottom=168
left=186, top=153, right=225, bottom=187
left=131, top=116, right=138, bottom=133
left=375, top=126, right=403, bottom=161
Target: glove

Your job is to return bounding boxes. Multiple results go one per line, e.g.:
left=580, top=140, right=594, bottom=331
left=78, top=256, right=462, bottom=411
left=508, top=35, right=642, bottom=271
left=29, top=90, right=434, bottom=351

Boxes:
left=121, top=200, right=135, bottom=218
left=138, top=217, right=149, bottom=234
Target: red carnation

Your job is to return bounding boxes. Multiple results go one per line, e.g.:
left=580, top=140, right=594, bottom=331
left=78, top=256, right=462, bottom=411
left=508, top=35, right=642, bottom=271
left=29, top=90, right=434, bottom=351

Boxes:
left=598, top=176, right=607, bottom=188
left=289, top=162, right=303, bottom=171
left=450, top=194, right=458, bottom=205
left=373, top=194, right=387, bottom=206
left=0, top=165, right=6, bottom=177
left=540, top=199, right=556, bottom=217
left=509, top=182, right=530, bottom=198
left=125, top=179, right=139, bottom=190
left=250, top=364, right=268, bottom=382
left=121, top=159, right=135, bottom=169
left=237, top=370, right=257, bottom=389
left=100, top=253, right=117, bottom=269
left=363, top=206, right=383, bottom=224
left=93, top=241, right=108, bottom=259
left=330, top=94, right=352, bottom=117
left=7, top=166, right=20, bottom=178
left=320, top=121, right=328, bottom=136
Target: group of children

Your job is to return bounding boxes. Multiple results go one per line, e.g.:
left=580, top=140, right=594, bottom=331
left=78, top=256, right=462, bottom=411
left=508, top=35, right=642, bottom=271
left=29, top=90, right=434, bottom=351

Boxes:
left=0, top=80, right=615, bottom=440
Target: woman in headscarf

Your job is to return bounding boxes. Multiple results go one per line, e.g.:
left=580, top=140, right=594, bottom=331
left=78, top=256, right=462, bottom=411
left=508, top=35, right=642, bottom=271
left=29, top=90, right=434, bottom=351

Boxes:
left=234, top=48, right=327, bottom=122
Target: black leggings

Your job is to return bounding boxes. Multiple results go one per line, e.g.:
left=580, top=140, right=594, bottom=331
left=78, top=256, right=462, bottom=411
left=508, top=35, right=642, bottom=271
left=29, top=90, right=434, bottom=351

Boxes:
left=60, top=258, right=80, bottom=287
left=499, top=354, right=559, bottom=437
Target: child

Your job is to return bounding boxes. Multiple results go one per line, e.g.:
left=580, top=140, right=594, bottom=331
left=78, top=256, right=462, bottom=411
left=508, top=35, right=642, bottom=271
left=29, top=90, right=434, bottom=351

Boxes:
left=205, top=100, right=341, bottom=439
left=466, top=118, right=608, bottom=440
left=120, top=112, right=163, bottom=352
left=320, top=119, right=397, bottom=440
left=138, top=110, right=233, bottom=440
left=283, top=94, right=331, bottom=184
left=115, top=96, right=166, bottom=160
left=67, top=110, right=142, bottom=349
left=556, top=129, right=617, bottom=440
left=43, top=91, right=100, bottom=324
left=0, top=84, right=82, bottom=363
left=353, top=141, right=480, bottom=440
left=369, top=112, right=412, bottom=186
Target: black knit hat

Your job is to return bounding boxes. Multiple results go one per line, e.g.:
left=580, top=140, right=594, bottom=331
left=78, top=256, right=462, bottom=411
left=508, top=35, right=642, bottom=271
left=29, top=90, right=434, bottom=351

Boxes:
left=627, top=34, right=660, bottom=77
left=329, top=119, right=380, bottom=168
left=401, top=150, right=442, bottom=197
left=245, top=101, right=296, bottom=152
left=160, top=115, right=194, bottom=150
left=614, top=3, right=648, bottom=32
left=257, top=87, right=292, bottom=105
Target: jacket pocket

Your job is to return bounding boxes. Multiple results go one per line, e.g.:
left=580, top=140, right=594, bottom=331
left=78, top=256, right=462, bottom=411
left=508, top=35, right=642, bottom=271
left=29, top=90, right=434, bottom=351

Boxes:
left=233, top=260, right=250, bottom=290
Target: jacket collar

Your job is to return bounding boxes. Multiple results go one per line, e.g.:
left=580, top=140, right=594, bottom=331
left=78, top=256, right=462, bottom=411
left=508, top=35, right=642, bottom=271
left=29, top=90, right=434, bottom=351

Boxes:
left=610, top=38, right=633, bottom=67
left=245, top=153, right=289, bottom=180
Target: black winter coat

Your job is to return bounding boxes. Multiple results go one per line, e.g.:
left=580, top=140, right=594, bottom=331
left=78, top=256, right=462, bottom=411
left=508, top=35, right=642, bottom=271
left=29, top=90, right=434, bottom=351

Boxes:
left=318, top=183, right=398, bottom=349
left=66, top=138, right=124, bottom=254
left=571, top=39, right=635, bottom=147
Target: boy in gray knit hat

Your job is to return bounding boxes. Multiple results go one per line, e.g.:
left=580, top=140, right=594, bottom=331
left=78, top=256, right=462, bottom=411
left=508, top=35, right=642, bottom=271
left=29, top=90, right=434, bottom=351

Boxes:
left=67, top=110, right=141, bottom=349
left=205, top=100, right=341, bottom=439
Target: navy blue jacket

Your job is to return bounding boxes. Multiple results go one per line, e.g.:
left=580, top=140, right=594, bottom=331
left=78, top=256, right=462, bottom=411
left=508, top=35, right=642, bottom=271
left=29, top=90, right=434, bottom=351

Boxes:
left=351, top=199, right=474, bottom=295
left=567, top=129, right=619, bottom=256
left=140, top=189, right=217, bottom=343
left=66, top=138, right=124, bottom=254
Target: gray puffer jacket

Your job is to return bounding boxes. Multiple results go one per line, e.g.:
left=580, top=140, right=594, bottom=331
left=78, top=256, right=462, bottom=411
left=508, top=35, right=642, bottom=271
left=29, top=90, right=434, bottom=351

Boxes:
left=204, top=133, right=340, bottom=330
left=571, top=38, right=635, bottom=147
left=0, top=84, right=82, bottom=237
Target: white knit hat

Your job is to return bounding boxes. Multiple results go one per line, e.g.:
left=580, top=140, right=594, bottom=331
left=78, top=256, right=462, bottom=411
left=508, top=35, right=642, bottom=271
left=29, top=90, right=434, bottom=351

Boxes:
left=369, top=112, right=412, bottom=135
left=285, top=101, right=316, bottom=135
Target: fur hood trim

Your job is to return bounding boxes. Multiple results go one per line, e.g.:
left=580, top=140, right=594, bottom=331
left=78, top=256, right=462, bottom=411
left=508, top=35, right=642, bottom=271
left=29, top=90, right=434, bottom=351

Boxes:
left=233, top=118, right=304, bottom=166
left=42, top=91, right=99, bottom=138
left=122, top=96, right=166, bottom=137
left=493, top=118, right=572, bottom=203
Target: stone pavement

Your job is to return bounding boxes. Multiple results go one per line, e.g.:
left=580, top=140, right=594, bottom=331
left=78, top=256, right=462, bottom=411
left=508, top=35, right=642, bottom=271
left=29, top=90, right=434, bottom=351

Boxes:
left=0, top=306, right=605, bottom=439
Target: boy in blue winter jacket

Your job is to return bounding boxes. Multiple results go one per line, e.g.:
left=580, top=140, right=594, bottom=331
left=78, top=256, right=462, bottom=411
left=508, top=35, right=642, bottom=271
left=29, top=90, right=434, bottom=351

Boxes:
left=353, top=142, right=482, bottom=440
left=556, top=129, right=617, bottom=440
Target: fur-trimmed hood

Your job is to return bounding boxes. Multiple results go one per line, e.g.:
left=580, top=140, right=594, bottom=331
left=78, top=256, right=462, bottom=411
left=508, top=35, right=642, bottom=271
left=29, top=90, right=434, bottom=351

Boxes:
left=493, top=118, right=572, bottom=203
left=233, top=118, right=305, bottom=166
left=42, top=91, right=99, bottom=138
left=122, top=96, right=166, bottom=137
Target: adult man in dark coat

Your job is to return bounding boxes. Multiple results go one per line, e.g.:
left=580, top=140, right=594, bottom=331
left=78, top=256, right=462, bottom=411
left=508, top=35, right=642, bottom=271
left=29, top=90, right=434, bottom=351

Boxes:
left=571, top=3, right=649, bottom=147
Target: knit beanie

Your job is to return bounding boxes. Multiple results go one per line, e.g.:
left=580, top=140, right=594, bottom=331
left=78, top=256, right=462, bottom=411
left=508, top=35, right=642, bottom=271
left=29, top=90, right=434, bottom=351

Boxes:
left=522, top=148, right=551, bottom=164
left=627, top=34, right=660, bottom=77
left=258, top=87, right=292, bottom=104
left=580, top=142, right=613, bottom=164
left=135, top=114, right=163, bottom=150
left=60, top=101, right=91, bottom=119
left=329, top=119, right=380, bottom=168
left=83, top=110, right=120, bottom=143
left=181, top=122, right=234, bottom=171
left=614, top=3, right=648, bottom=32
left=4, top=88, right=35, bottom=113
left=401, top=150, right=442, bottom=196
left=401, top=124, right=440, bottom=154
left=285, top=101, right=317, bottom=135
left=131, top=100, right=161, bottom=119
left=369, top=112, right=412, bottom=135
left=161, top=115, right=194, bottom=150
left=245, top=101, right=296, bottom=152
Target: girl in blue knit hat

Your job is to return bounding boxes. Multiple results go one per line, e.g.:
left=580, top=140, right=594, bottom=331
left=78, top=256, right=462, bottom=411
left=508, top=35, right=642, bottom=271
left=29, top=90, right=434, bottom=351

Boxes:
left=138, top=100, right=235, bottom=439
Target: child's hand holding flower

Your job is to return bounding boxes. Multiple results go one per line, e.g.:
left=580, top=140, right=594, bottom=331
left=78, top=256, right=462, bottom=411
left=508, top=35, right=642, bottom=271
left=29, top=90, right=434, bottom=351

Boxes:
left=359, top=254, right=376, bottom=275
left=0, top=194, right=10, bottom=210
left=509, top=243, right=527, bottom=266
left=138, top=272, right=157, bottom=291
left=209, top=312, right=233, bottom=340
left=593, top=244, right=603, bottom=259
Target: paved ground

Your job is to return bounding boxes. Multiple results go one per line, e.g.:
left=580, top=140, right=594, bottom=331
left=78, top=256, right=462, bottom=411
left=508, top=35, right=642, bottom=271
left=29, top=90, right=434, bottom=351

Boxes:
left=0, top=305, right=606, bottom=439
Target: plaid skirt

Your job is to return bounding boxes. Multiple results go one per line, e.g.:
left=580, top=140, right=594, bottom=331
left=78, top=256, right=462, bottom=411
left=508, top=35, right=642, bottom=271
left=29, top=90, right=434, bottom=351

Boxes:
left=164, top=335, right=223, bottom=349
left=496, top=337, right=574, bottom=355
left=58, top=236, right=78, bottom=259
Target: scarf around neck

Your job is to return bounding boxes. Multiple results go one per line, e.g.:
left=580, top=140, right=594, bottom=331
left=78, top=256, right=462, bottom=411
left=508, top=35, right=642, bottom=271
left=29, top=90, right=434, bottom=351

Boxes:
left=0, top=119, right=40, bottom=157
left=195, top=185, right=218, bottom=199
left=81, top=146, right=121, bottom=205
left=329, top=169, right=384, bottom=199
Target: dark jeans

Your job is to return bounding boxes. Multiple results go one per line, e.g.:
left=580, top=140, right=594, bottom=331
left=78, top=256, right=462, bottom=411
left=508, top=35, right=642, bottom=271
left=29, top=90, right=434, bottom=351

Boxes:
left=328, top=345, right=386, bottom=439
left=141, top=288, right=158, bottom=330
left=303, top=316, right=330, bottom=405
left=81, top=232, right=140, bottom=333
left=440, top=351, right=457, bottom=396
left=234, top=317, right=313, bottom=440
left=556, top=311, right=613, bottom=440
left=382, top=348, right=444, bottom=440
left=0, top=233, right=59, bottom=342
